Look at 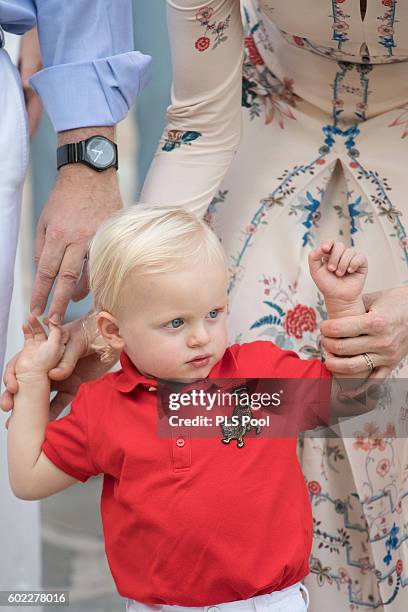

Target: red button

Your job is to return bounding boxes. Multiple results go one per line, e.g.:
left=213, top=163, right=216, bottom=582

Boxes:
left=176, top=438, right=185, bottom=448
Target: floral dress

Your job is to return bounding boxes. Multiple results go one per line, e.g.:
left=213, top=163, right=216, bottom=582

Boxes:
left=141, top=1, right=408, bottom=609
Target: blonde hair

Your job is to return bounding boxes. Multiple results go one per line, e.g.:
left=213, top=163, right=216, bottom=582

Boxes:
left=88, top=204, right=226, bottom=315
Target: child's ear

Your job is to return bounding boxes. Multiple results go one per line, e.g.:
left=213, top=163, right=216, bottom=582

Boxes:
left=96, top=312, right=125, bottom=352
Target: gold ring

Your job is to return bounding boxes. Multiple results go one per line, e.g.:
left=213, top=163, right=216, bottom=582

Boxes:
left=363, top=353, right=375, bottom=372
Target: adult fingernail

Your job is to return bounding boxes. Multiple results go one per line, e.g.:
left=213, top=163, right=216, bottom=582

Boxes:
left=31, top=307, right=42, bottom=316
left=49, top=314, right=61, bottom=324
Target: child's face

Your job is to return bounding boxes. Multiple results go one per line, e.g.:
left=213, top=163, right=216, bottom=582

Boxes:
left=99, top=260, right=229, bottom=382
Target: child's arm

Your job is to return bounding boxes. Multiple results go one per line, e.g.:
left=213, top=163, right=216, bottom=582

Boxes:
left=309, top=241, right=385, bottom=419
left=7, top=316, right=78, bottom=500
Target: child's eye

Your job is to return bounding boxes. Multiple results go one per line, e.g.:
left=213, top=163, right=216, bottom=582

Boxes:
left=165, top=318, right=184, bottom=329
left=207, top=309, right=219, bottom=319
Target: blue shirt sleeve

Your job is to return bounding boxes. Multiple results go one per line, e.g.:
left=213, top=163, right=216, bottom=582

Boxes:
left=1, top=0, right=152, bottom=131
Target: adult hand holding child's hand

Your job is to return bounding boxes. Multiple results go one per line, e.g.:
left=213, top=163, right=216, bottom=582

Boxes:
left=6, top=316, right=67, bottom=431
left=320, top=286, right=407, bottom=380
left=1, top=315, right=117, bottom=428
left=309, top=241, right=398, bottom=394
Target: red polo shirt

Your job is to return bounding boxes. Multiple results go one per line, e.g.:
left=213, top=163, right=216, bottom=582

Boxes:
left=41, top=341, right=331, bottom=606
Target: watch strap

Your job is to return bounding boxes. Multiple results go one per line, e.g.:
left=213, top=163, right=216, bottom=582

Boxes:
left=57, top=142, right=86, bottom=170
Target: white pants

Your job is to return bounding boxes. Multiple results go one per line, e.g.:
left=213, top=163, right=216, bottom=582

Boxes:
left=0, top=46, right=29, bottom=374
left=126, top=583, right=309, bottom=612
left=0, top=41, right=41, bottom=597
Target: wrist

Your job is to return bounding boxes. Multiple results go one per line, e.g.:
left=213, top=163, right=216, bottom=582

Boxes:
left=57, top=127, right=118, bottom=177
left=57, top=126, right=115, bottom=146
left=16, top=372, right=50, bottom=387
left=324, top=297, right=366, bottom=319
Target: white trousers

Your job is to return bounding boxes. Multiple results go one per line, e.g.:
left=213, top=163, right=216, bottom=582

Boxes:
left=0, top=46, right=29, bottom=373
left=126, top=583, right=309, bottom=612
left=0, top=44, right=41, bottom=596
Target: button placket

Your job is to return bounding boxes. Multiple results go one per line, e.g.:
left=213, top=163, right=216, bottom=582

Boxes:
left=171, top=430, right=191, bottom=471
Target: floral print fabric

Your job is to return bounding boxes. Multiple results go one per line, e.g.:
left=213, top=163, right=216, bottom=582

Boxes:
left=141, top=1, right=408, bottom=609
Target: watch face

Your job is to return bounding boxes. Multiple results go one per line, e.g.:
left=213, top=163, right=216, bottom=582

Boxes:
left=86, top=137, right=116, bottom=169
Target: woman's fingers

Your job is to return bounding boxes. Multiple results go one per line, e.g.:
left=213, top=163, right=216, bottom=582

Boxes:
left=322, top=334, right=373, bottom=357
left=320, top=311, right=385, bottom=338
left=323, top=352, right=383, bottom=375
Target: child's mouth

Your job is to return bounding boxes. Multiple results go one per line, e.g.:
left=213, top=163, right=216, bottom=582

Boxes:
left=187, top=354, right=211, bottom=368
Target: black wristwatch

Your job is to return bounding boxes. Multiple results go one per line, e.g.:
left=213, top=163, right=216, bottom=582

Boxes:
left=57, top=135, right=118, bottom=172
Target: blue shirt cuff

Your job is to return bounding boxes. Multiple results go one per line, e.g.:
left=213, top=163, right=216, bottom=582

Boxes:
left=30, top=51, right=152, bottom=132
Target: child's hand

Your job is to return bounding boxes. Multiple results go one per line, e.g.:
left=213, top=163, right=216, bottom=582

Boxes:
left=15, top=315, right=67, bottom=382
left=309, top=241, right=368, bottom=303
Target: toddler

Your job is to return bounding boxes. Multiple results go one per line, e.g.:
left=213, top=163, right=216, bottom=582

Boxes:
left=8, top=206, right=372, bottom=612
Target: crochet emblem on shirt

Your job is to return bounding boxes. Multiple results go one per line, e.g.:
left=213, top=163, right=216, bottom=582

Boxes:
left=220, top=385, right=263, bottom=448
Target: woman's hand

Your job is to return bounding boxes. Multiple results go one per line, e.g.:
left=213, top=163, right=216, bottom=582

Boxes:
left=1, top=315, right=119, bottom=427
left=320, top=285, right=408, bottom=378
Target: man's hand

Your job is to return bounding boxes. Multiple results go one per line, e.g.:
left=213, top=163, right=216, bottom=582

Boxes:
left=31, top=126, right=122, bottom=323
left=18, top=27, right=43, bottom=139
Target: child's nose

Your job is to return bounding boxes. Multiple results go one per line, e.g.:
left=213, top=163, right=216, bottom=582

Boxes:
left=187, top=325, right=210, bottom=347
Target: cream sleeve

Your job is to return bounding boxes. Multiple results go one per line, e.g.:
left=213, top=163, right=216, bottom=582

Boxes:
left=140, top=0, right=244, bottom=218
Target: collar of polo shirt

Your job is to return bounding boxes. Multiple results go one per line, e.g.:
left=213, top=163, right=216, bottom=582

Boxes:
left=112, top=349, right=240, bottom=394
